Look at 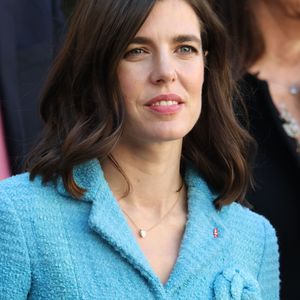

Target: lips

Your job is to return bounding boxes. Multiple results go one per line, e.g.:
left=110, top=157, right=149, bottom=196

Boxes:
left=145, top=94, right=183, bottom=106
left=145, top=94, right=184, bottom=114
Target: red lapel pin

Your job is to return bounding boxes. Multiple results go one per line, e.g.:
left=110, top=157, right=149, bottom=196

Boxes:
left=213, top=227, right=219, bottom=238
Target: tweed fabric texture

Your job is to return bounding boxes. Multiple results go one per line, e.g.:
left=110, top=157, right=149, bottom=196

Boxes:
left=0, top=160, right=280, bottom=299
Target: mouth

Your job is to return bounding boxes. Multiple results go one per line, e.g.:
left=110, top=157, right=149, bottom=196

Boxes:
left=150, top=100, right=180, bottom=107
left=145, top=94, right=184, bottom=114
left=145, top=94, right=184, bottom=107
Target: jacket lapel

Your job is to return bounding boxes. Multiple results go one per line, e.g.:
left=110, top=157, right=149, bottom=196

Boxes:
left=165, top=167, right=230, bottom=292
left=57, top=160, right=230, bottom=292
left=57, top=159, right=163, bottom=288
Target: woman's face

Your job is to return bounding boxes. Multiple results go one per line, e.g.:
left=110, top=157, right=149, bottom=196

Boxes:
left=117, top=0, right=204, bottom=145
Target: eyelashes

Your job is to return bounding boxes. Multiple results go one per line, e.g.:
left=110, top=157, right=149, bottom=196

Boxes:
left=124, top=44, right=200, bottom=60
left=177, top=45, right=198, bottom=54
left=124, top=48, right=147, bottom=58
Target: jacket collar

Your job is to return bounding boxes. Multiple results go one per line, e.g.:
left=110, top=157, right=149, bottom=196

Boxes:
left=57, top=159, right=164, bottom=290
left=165, top=167, right=229, bottom=293
left=57, top=160, right=229, bottom=292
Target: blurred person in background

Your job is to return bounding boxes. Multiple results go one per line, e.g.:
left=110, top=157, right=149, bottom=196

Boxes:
left=215, top=0, right=300, bottom=298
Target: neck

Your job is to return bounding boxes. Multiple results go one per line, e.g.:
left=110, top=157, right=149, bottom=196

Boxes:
left=101, top=139, right=183, bottom=213
left=250, top=0, right=300, bottom=68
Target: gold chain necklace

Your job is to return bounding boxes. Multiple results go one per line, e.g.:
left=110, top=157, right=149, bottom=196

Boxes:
left=120, top=181, right=184, bottom=238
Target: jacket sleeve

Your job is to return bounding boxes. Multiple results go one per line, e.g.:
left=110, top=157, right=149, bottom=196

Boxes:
left=257, top=218, right=280, bottom=300
left=0, top=191, right=31, bottom=299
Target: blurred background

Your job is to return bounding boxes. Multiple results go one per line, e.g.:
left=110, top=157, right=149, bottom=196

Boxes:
left=0, top=0, right=77, bottom=179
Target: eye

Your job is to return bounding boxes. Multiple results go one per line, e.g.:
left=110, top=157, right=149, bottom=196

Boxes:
left=124, top=48, right=146, bottom=58
left=177, top=45, right=198, bottom=54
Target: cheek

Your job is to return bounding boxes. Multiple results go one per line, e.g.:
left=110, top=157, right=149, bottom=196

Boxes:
left=117, top=64, right=145, bottom=101
left=117, top=68, right=141, bottom=119
left=117, top=68, right=132, bottom=99
left=185, top=64, right=204, bottom=121
left=185, top=64, right=204, bottom=97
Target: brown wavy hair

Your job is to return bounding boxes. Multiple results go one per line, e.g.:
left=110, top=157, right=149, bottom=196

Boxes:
left=27, top=0, right=254, bottom=209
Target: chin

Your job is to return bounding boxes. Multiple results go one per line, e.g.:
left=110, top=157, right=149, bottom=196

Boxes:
left=148, top=127, right=193, bottom=142
left=122, top=121, right=196, bottom=145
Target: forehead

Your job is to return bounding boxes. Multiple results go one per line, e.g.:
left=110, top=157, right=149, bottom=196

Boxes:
left=135, top=0, right=201, bottom=38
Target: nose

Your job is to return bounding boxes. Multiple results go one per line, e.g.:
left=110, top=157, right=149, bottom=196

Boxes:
left=149, top=54, right=177, bottom=85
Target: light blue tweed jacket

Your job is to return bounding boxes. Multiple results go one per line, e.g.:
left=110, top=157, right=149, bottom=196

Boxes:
left=0, top=159, right=279, bottom=299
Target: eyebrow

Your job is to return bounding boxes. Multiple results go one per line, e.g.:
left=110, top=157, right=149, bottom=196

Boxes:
left=129, top=34, right=201, bottom=46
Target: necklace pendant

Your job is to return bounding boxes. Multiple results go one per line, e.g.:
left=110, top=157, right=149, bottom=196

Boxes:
left=139, top=229, right=147, bottom=238
left=289, top=85, right=300, bottom=95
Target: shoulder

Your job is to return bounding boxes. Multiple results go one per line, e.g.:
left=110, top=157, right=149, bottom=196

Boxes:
left=0, top=172, right=45, bottom=195
left=219, top=201, right=279, bottom=273
left=187, top=166, right=276, bottom=240
left=221, top=201, right=277, bottom=243
left=239, top=73, right=268, bottom=95
left=0, top=175, right=32, bottom=297
left=186, top=167, right=277, bottom=250
left=0, top=173, right=87, bottom=256
left=0, top=172, right=55, bottom=199
left=0, top=173, right=64, bottom=220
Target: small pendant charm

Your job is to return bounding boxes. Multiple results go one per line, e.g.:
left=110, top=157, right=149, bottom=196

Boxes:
left=213, top=227, right=219, bottom=238
left=139, top=229, right=147, bottom=238
left=289, top=85, right=300, bottom=95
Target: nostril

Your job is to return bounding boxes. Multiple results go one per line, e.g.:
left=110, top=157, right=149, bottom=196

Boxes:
left=151, top=70, right=177, bottom=84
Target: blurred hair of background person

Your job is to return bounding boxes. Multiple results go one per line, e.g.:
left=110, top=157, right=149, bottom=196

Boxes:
left=0, top=0, right=66, bottom=177
left=214, top=0, right=300, bottom=298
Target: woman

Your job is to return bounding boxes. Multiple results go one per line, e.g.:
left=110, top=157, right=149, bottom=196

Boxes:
left=214, top=1, right=300, bottom=298
left=0, top=0, right=279, bottom=299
